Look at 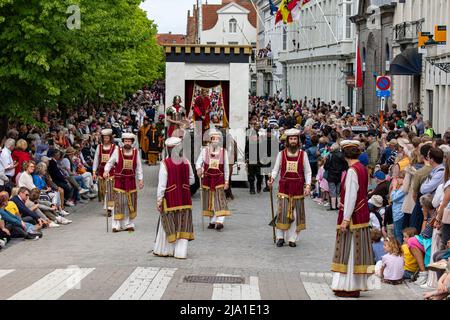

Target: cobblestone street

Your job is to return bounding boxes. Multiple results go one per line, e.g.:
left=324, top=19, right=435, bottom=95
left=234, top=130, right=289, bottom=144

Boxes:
left=0, top=165, right=426, bottom=300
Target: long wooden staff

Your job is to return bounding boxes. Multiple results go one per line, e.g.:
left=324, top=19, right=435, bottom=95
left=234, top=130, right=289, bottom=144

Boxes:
left=200, top=174, right=205, bottom=231
left=269, top=174, right=276, bottom=244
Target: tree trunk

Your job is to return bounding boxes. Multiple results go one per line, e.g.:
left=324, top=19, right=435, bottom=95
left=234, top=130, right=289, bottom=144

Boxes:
left=0, top=115, right=9, bottom=142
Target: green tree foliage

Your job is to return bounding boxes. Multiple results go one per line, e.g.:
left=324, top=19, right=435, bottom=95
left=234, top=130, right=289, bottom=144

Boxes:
left=0, top=0, right=164, bottom=127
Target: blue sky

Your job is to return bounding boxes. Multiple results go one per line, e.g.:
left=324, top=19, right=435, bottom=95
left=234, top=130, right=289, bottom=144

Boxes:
left=140, top=0, right=222, bottom=34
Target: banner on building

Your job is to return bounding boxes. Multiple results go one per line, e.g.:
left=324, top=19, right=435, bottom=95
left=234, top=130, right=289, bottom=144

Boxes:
left=435, top=25, right=447, bottom=46
left=418, top=32, right=431, bottom=53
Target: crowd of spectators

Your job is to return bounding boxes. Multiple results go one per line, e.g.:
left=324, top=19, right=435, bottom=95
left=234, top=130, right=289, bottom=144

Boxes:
left=245, top=94, right=450, bottom=299
left=0, top=84, right=163, bottom=248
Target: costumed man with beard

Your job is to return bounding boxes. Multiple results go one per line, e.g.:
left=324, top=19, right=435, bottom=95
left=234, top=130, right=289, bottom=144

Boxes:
left=193, top=88, right=211, bottom=136
left=268, top=129, right=312, bottom=248
left=153, top=136, right=195, bottom=259
left=331, top=140, right=374, bottom=298
left=92, top=129, right=116, bottom=216
left=104, top=133, right=144, bottom=232
left=138, top=117, right=151, bottom=161
left=196, top=129, right=230, bottom=231
left=210, top=114, right=236, bottom=200
left=146, top=120, right=162, bottom=166
left=166, top=95, right=186, bottom=138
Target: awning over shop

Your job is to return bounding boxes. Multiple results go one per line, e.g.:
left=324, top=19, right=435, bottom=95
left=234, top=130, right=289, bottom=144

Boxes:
left=390, top=48, right=423, bottom=75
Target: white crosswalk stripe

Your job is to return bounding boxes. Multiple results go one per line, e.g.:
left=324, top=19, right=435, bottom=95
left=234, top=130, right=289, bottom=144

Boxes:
left=212, top=273, right=261, bottom=300
left=8, top=268, right=94, bottom=300
left=109, top=267, right=177, bottom=300
left=0, top=269, right=14, bottom=279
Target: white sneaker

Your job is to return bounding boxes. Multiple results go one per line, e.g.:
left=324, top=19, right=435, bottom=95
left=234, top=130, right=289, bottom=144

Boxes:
left=88, top=192, right=97, bottom=199
left=57, top=216, right=72, bottom=225
left=49, top=221, right=60, bottom=228
left=65, top=201, right=75, bottom=207
left=0, top=238, right=6, bottom=248
left=415, top=272, right=428, bottom=285
left=59, top=210, right=71, bottom=216
left=323, top=202, right=329, bottom=206
left=79, top=188, right=90, bottom=195
left=419, top=282, right=435, bottom=290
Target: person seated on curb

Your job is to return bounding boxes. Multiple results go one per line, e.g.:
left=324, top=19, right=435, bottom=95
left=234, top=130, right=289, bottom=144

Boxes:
left=29, top=188, right=71, bottom=226
left=423, top=258, right=450, bottom=300
left=375, top=237, right=405, bottom=285
left=57, top=148, right=90, bottom=203
left=402, top=227, right=419, bottom=281
left=47, top=149, right=77, bottom=207
left=0, top=191, right=42, bottom=240
left=406, top=194, right=436, bottom=286
left=33, top=162, right=70, bottom=217
left=8, top=187, right=46, bottom=228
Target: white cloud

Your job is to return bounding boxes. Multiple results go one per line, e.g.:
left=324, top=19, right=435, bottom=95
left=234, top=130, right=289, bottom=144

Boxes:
left=140, top=0, right=222, bottom=34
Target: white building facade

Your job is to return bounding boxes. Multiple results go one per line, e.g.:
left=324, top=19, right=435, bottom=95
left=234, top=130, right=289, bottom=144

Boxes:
left=392, top=0, right=450, bottom=134
left=273, top=0, right=358, bottom=108
left=200, top=2, right=257, bottom=46
left=255, top=0, right=284, bottom=97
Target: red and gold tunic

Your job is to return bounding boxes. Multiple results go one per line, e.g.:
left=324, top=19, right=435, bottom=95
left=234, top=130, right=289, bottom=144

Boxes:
left=162, top=158, right=192, bottom=212
left=337, top=162, right=370, bottom=228
left=278, top=149, right=305, bottom=197
left=202, top=148, right=225, bottom=191
left=97, top=144, right=116, bottom=177
left=114, top=148, right=138, bottom=192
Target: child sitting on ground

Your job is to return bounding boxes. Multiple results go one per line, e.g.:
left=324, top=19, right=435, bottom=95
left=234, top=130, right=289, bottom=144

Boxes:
left=376, top=238, right=404, bottom=285
left=371, top=228, right=385, bottom=263
left=402, top=227, right=419, bottom=280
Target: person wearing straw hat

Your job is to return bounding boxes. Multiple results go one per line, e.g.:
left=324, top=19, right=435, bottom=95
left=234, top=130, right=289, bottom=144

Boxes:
left=195, top=128, right=230, bottom=231
left=268, top=128, right=312, bottom=248
left=93, top=129, right=117, bottom=216
left=153, top=136, right=195, bottom=259
left=331, top=140, right=374, bottom=298
left=104, top=133, right=144, bottom=232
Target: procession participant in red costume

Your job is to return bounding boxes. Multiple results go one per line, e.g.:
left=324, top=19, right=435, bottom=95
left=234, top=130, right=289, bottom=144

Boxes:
left=268, top=128, right=312, bottom=248
left=195, top=129, right=230, bottom=231
left=166, top=95, right=186, bottom=138
left=193, top=88, right=211, bottom=135
left=92, top=129, right=116, bottom=216
left=153, top=137, right=195, bottom=259
left=331, top=140, right=374, bottom=298
left=104, top=133, right=144, bottom=233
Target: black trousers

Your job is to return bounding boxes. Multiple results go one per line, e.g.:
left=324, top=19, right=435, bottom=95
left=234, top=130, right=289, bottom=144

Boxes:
left=409, top=196, right=423, bottom=232
left=5, top=223, right=27, bottom=239
left=0, top=228, right=11, bottom=242
left=248, top=165, right=262, bottom=191
left=55, top=180, right=74, bottom=201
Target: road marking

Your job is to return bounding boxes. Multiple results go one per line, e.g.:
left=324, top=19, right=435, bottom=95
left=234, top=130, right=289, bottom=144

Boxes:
left=0, top=270, right=14, bottom=279
left=302, top=282, right=339, bottom=300
left=109, top=267, right=176, bottom=300
left=212, top=274, right=261, bottom=300
left=8, top=268, right=94, bottom=300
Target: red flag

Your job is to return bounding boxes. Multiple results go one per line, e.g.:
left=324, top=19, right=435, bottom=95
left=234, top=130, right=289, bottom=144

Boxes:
left=355, top=36, right=363, bottom=88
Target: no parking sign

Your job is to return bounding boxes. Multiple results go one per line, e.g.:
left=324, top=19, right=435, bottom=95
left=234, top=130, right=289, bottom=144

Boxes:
left=376, top=76, right=391, bottom=97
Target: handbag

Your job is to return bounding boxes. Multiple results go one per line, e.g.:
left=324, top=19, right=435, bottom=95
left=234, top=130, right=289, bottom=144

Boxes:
left=442, top=208, right=450, bottom=225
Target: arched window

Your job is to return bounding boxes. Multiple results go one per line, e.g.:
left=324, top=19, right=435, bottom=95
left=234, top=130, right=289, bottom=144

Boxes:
left=229, top=18, right=237, bottom=33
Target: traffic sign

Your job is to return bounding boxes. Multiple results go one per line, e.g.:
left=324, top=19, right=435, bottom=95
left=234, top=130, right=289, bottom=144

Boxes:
left=376, top=90, right=391, bottom=97
left=376, top=76, right=391, bottom=91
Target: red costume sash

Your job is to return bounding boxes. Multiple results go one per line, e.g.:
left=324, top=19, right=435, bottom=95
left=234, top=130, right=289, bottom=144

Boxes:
left=278, top=149, right=304, bottom=197
left=202, top=148, right=225, bottom=191
left=97, top=144, right=115, bottom=177
left=114, top=148, right=137, bottom=192
left=337, top=162, right=370, bottom=227
left=163, top=157, right=192, bottom=211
